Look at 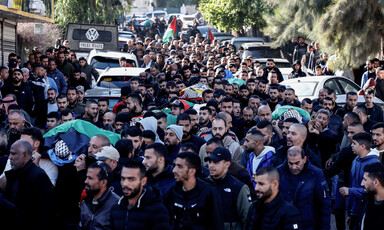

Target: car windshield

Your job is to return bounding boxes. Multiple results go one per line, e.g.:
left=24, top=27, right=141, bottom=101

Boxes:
left=244, top=47, right=282, bottom=59
left=98, top=75, right=136, bottom=88
left=119, top=33, right=132, bottom=39
left=85, top=97, right=119, bottom=111
left=91, top=56, right=136, bottom=69
left=183, top=17, right=195, bottom=21
left=281, top=82, right=318, bottom=97
left=258, top=61, right=291, bottom=68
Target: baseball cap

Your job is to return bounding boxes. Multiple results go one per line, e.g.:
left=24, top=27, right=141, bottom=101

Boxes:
left=204, top=147, right=231, bottom=162
left=171, top=100, right=184, bottom=109
left=94, top=146, right=120, bottom=161
left=278, top=85, right=286, bottom=92
left=76, top=85, right=85, bottom=93
left=191, top=68, right=199, bottom=74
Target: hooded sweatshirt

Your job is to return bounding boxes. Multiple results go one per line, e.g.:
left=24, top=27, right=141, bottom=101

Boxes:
left=139, top=117, right=164, bottom=144
left=348, top=149, right=379, bottom=216
left=247, top=146, right=275, bottom=187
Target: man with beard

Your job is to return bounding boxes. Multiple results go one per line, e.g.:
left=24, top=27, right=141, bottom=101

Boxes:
left=360, top=163, right=384, bottom=229
left=353, top=105, right=377, bottom=133
left=122, top=126, right=144, bottom=158
left=246, top=166, right=301, bottom=229
left=47, top=59, right=67, bottom=95
left=202, top=89, right=213, bottom=103
left=201, top=118, right=242, bottom=164
left=177, top=114, right=206, bottom=151
left=277, top=88, right=301, bottom=108
left=164, top=125, right=183, bottom=164
left=57, top=51, right=74, bottom=83
left=126, top=93, right=143, bottom=117
left=321, top=97, right=344, bottom=140
left=362, top=89, right=384, bottom=122
left=143, top=143, right=175, bottom=200
left=168, top=152, right=224, bottom=230
left=300, top=98, right=313, bottom=114
left=198, top=106, right=212, bottom=129
left=67, top=87, right=85, bottom=116
left=5, top=110, right=30, bottom=146
left=110, top=160, right=171, bottom=229
left=308, top=109, right=340, bottom=168
left=82, top=100, right=99, bottom=124
left=184, top=108, right=200, bottom=135
left=47, top=88, right=58, bottom=114
left=277, top=146, right=331, bottom=230
left=361, top=59, right=376, bottom=88
left=279, top=118, right=300, bottom=145
left=336, top=92, right=358, bottom=119
left=1, top=69, right=34, bottom=116
left=339, top=132, right=379, bottom=230
left=57, top=94, right=69, bottom=112
left=262, top=59, right=284, bottom=83
left=243, top=129, right=275, bottom=185
left=242, top=107, right=256, bottom=135
left=4, top=140, right=54, bottom=230
left=371, top=123, right=384, bottom=163
left=205, top=147, right=251, bottom=230
left=263, top=85, right=281, bottom=111
left=80, top=162, right=119, bottom=229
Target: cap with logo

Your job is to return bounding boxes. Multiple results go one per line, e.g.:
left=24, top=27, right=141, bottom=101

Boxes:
left=204, top=147, right=231, bottom=162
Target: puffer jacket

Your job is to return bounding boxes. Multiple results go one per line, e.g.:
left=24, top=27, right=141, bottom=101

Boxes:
left=277, top=160, right=331, bottom=230
left=110, top=186, right=170, bottom=230
left=80, top=187, right=119, bottom=230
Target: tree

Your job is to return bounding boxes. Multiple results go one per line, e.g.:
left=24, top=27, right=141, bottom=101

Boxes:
left=198, top=0, right=270, bottom=33
left=17, top=23, right=61, bottom=51
left=55, top=0, right=131, bottom=28
left=264, top=0, right=384, bottom=69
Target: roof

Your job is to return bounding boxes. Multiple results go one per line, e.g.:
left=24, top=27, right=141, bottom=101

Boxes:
left=100, top=67, right=148, bottom=77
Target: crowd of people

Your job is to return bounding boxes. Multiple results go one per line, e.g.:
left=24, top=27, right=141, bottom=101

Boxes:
left=0, top=28, right=384, bottom=230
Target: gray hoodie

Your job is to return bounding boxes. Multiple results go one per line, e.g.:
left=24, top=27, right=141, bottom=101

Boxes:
left=139, top=117, right=164, bottom=144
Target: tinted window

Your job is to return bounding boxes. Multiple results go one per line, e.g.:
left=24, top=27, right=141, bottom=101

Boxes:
left=90, top=56, right=136, bottom=70
left=337, top=78, right=360, bottom=94
left=243, top=47, right=282, bottom=58
left=281, top=82, right=318, bottom=97
left=72, top=29, right=112, bottom=42
left=98, top=75, right=135, bottom=88
left=324, top=79, right=342, bottom=95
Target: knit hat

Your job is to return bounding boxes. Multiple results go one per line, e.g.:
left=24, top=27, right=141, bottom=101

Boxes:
left=166, top=125, right=183, bottom=141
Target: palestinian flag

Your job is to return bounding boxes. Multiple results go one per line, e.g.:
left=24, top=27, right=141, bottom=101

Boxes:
left=208, top=28, right=214, bottom=42
left=163, top=16, right=177, bottom=43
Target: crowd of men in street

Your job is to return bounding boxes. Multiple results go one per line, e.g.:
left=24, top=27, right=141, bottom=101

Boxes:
left=0, top=30, right=384, bottom=230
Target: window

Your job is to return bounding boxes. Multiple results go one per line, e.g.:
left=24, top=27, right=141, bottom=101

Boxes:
left=337, top=78, right=360, bottom=94
left=324, top=79, right=342, bottom=95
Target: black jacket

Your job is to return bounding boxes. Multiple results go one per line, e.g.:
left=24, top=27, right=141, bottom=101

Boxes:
left=323, top=145, right=355, bottom=186
left=245, top=192, right=302, bottom=230
left=1, top=80, right=34, bottom=116
left=364, top=103, right=384, bottom=123
left=5, top=160, right=54, bottom=230
left=147, top=164, right=176, bottom=200
left=168, top=178, right=224, bottom=230
left=110, top=186, right=170, bottom=230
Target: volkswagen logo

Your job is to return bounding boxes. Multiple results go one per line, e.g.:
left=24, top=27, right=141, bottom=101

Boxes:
left=85, top=28, right=99, bottom=42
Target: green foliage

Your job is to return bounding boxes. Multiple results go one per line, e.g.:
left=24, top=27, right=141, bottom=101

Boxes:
left=198, top=0, right=270, bottom=32
left=55, top=0, right=131, bottom=28
left=264, top=0, right=384, bottom=69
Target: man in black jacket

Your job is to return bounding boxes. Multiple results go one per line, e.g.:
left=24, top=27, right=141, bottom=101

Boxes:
left=246, top=166, right=301, bottom=230
left=110, top=159, right=170, bottom=230
left=5, top=139, right=54, bottom=230
left=168, top=151, right=224, bottom=230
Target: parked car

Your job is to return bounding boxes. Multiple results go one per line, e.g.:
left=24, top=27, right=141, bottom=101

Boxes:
left=211, top=32, right=234, bottom=41
left=180, top=15, right=196, bottom=31
left=254, top=58, right=292, bottom=80
left=242, top=42, right=283, bottom=59
left=280, top=75, right=384, bottom=108
left=230, top=37, right=265, bottom=51
left=87, top=50, right=138, bottom=74
left=118, top=31, right=135, bottom=50
left=145, top=11, right=167, bottom=19
left=95, top=67, right=148, bottom=88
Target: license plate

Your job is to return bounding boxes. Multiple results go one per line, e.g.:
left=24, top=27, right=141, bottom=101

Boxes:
left=79, top=42, right=104, bottom=49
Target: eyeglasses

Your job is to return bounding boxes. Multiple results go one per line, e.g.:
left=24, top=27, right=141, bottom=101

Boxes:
left=96, top=161, right=109, bottom=178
